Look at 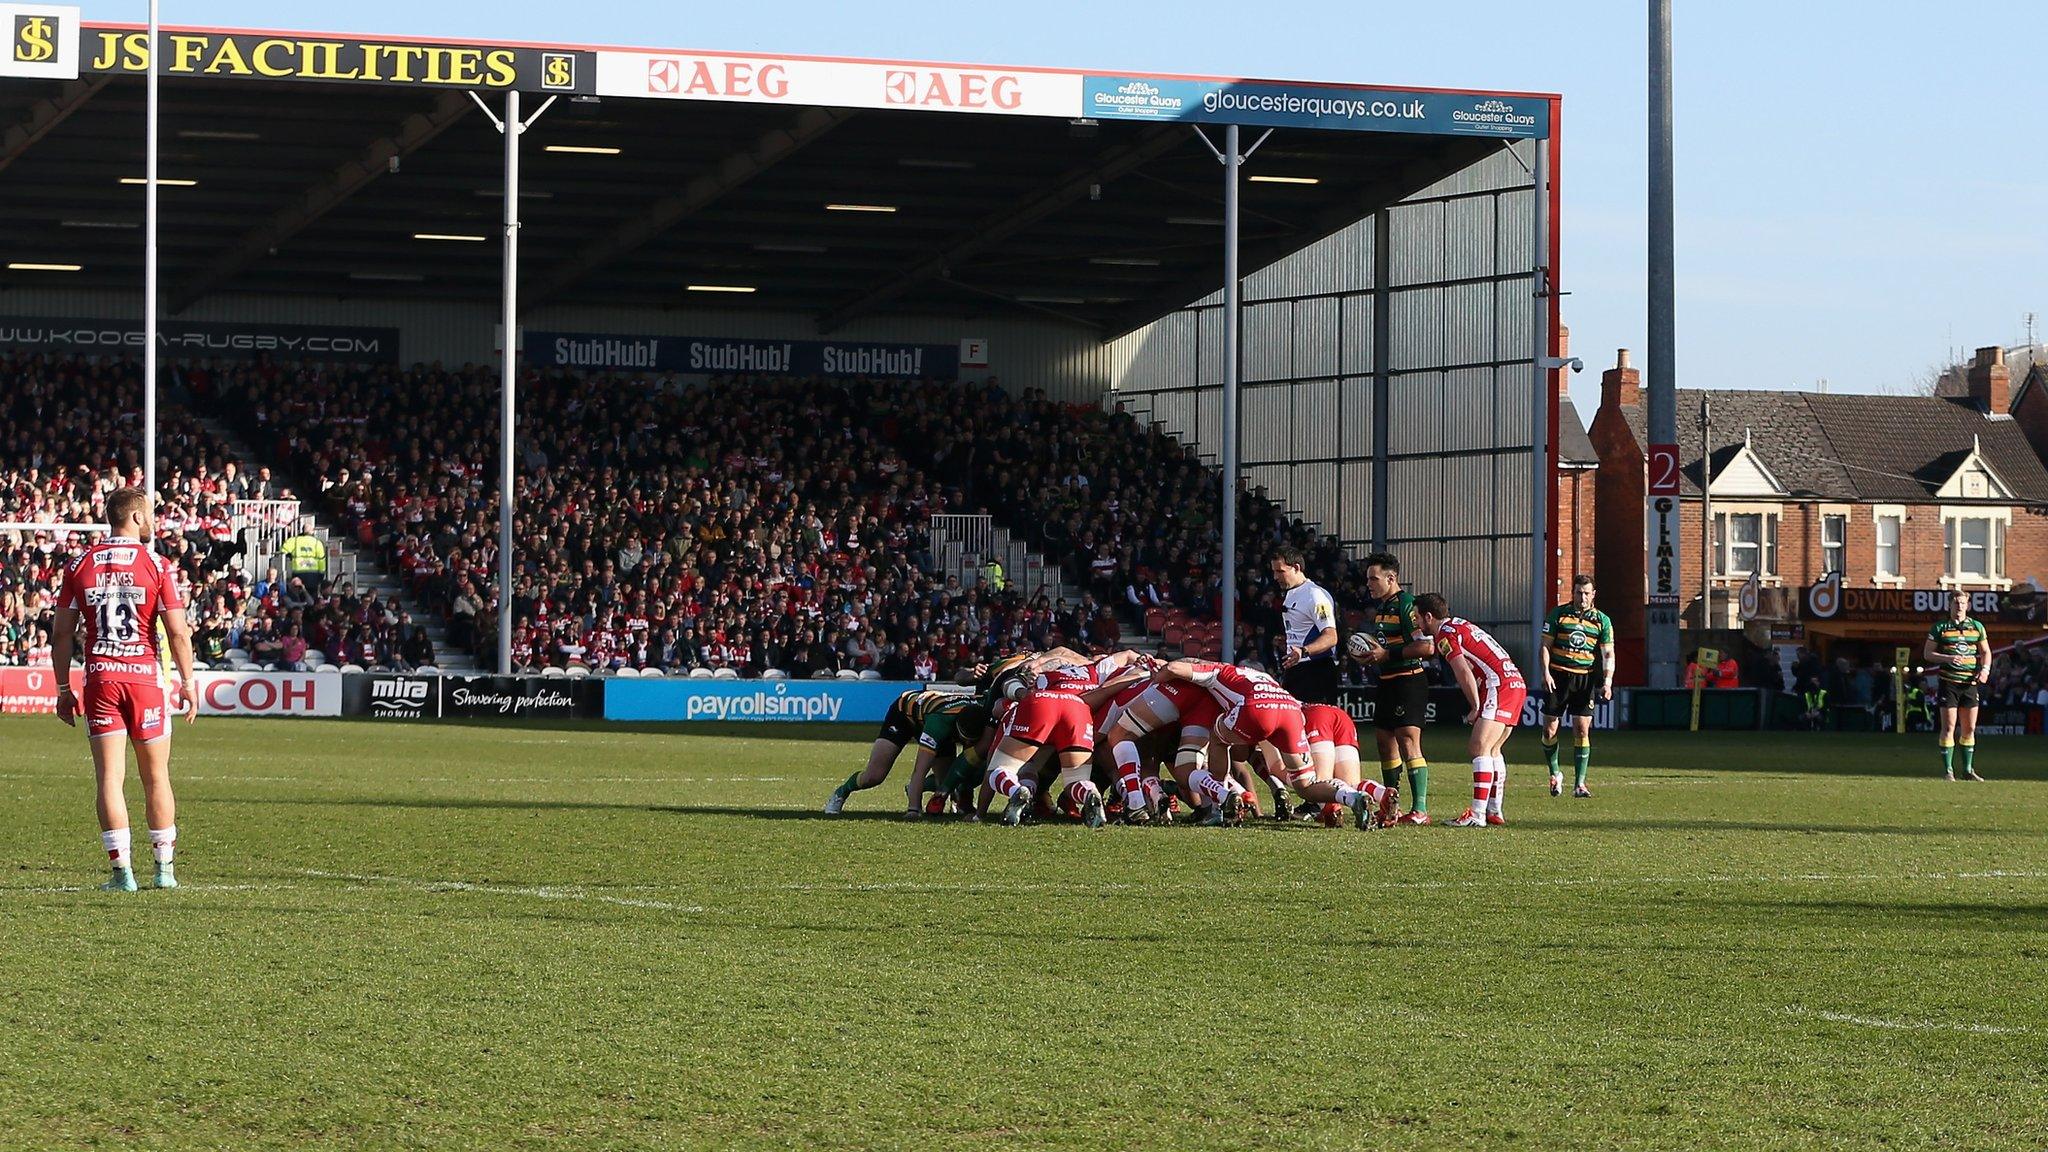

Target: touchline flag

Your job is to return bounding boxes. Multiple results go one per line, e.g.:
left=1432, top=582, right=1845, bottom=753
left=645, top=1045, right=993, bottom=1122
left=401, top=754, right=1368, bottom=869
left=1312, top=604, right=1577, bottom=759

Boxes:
left=0, top=4, right=80, bottom=80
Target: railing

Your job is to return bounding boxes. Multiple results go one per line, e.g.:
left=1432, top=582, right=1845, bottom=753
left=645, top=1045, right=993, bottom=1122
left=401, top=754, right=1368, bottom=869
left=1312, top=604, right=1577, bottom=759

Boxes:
left=231, top=499, right=301, bottom=580
left=926, top=513, right=994, bottom=575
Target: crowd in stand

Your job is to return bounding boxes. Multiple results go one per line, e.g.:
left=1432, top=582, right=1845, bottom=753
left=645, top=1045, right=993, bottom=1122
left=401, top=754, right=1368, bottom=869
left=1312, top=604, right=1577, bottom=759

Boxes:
left=0, top=353, right=427, bottom=671
left=200, top=362, right=1148, bottom=679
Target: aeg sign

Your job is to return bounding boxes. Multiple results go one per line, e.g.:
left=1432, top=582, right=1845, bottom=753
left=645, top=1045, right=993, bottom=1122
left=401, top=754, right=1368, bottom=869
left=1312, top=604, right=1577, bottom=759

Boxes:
left=602, top=51, right=1078, bottom=117
left=196, top=671, right=340, bottom=717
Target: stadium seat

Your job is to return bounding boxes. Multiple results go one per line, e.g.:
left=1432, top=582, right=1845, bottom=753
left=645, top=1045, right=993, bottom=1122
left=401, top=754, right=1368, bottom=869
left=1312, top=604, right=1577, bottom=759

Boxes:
left=315, top=663, right=339, bottom=673
left=224, top=648, right=249, bottom=664
left=1162, top=625, right=1186, bottom=646
left=414, top=665, right=438, bottom=675
left=191, top=661, right=210, bottom=672
left=712, top=668, right=740, bottom=680
left=566, top=666, right=589, bottom=678
left=339, top=663, right=365, bottom=673
left=761, top=668, right=787, bottom=680
left=857, top=669, right=881, bottom=681
left=835, top=669, right=860, bottom=681
left=811, top=670, right=834, bottom=679
left=303, top=650, right=325, bottom=666
left=639, top=667, right=664, bottom=678
left=540, top=666, right=566, bottom=678
left=689, top=667, right=714, bottom=680
left=1144, top=608, right=1166, bottom=633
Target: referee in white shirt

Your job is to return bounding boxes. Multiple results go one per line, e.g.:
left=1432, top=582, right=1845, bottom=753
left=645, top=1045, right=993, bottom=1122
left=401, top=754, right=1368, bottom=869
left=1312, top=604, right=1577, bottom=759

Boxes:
left=1273, top=546, right=1341, bottom=704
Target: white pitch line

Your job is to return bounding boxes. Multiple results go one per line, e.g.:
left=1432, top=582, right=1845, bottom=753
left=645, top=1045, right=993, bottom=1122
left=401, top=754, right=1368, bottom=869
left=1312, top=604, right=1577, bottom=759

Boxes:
left=294, top=868, right=704, bottom=913
left=0, top=882, right=300, bottom=895
left=1784, top=1007, right=2028, bottom=1036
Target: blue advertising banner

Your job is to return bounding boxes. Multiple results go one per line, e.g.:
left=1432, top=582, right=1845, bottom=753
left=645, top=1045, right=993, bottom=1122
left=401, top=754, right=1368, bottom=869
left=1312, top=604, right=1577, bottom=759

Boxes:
left=526, top=330, right=960, bottom=380
left=605, top=678, right=914, bottom=723
left=1082, top=77, right=1548, bottom=139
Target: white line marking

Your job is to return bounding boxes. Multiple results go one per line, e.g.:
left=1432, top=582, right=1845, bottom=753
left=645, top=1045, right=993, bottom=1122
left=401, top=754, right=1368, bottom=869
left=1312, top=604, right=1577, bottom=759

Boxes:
left=295, top=869, right=704, bottom=913
left=0, top=882, right=300, bottom=895
left=1785, top=1007, right=2028, bottom=1035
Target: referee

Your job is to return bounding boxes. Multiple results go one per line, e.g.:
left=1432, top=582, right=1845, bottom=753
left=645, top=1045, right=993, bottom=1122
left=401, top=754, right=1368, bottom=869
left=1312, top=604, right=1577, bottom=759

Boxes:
left=1272, top=546, right=1340, bottom=704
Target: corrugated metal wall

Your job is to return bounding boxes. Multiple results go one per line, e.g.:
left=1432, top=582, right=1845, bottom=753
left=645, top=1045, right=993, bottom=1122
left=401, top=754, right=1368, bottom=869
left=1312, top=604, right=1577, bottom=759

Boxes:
left=1108, top=141, right=1540, bottom=651
left=0, top=288, right=1117, bottom=404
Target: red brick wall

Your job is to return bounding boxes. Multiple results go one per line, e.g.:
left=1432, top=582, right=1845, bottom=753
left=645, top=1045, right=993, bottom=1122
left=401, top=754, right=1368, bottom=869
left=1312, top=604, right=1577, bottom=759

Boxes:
left=1675, top=500, right=2048, bottom=589
left=1555, top=467, right=1597, bottom=601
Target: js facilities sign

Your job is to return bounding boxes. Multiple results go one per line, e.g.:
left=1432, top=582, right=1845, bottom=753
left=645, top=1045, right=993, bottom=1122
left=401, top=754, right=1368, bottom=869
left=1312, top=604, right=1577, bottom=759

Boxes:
left=74, top=26, right=592, bottom=92
left=1, top=4, right=79, bottom=80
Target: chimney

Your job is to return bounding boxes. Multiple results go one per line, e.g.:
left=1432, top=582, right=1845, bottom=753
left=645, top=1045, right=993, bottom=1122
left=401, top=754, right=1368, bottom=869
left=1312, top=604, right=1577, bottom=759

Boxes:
left=1967, top=346, right=2011, bottom=413
left=1554, top=325, right=1573, bottom=399
left=1601, top=348, right=1641, bottom=410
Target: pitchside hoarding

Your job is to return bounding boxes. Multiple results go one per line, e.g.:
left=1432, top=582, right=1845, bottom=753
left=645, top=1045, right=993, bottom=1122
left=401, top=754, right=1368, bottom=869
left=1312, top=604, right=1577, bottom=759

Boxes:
left=606, top=678, right=911, bottom=723
left=0, top=316, right=400, bottom=363
left=527, top=331, right=960, bottom=381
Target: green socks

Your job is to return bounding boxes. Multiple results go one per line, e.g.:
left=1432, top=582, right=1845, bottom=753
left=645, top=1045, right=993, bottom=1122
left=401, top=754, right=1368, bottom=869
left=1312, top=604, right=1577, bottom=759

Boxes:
left=1573, top=739, right=1591, bottom=789
left=1959, top=741, right=1976, bottom=774
left=1406, top=759, right=1429, bottom=814
left=834, top=771, right=867, bottom=798
left=1939, top=741, right=1955, bottom=774
left=1381, top=760, right=1403, bottom=794
left=1542, top=736, right=1561, bottom=773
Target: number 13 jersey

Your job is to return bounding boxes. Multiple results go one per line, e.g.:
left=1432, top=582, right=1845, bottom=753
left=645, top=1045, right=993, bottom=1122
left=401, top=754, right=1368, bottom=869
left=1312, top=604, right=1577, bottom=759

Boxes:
left=57, top=536, right=184, bottom=686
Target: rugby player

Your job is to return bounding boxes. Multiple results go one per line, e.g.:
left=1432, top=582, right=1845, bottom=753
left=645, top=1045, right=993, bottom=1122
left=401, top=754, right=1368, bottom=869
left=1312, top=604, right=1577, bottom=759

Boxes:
left=50, top=487, right=199, bottom=892
left=1348, top=552, right=1436, bottom=824
left=824, top=688, right=985, bottom=814
left=1413, top=594, right=1525, bottom=828
left=1097, top=657, right=1229, bottom=824
left=1154, top=660, right=1391, bottom=829
left=1925, top=595, right=1992, bottom=781
left=984, top=650, right=1146, bottom=829
left=1303, top=702, right=1396, bottom=827
left=1540, top=575, right=1614, bottom=798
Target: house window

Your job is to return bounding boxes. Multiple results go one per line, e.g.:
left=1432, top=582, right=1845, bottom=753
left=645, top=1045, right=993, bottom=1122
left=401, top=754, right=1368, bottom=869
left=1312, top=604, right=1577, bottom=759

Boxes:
left=1822, top=514, right=1847, bottom=576
left=1945, top=515, right=2006, bottom=581
left=1875, top=513, right=1902, bottom=579
left=1715, top=511, right=1778, bottom=577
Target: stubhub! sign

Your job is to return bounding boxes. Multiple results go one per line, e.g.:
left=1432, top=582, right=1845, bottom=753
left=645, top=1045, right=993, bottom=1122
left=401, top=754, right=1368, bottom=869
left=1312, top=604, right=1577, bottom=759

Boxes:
left=605, top=679, right=914, bottom=723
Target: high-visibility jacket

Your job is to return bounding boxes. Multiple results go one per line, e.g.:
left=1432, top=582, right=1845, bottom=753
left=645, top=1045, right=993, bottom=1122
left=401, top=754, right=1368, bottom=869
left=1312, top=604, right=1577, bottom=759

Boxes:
left=282, top=533, right=327, bottom=576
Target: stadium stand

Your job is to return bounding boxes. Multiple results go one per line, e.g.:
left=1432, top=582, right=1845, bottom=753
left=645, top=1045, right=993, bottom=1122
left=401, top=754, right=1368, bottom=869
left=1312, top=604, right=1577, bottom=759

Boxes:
left=6, top=352, right=1372, bottom=678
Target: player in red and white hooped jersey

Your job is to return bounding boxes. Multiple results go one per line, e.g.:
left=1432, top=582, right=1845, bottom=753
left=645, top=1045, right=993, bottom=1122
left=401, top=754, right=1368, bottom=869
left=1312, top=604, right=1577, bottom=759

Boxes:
left=1154, top=660, right=1391, bottom=829
left=1303, top=703, right=1399, bottom=828
left=1096, top=659, right=1231, bottom=824
left=984, top=648, right=1147, bottom=829
left=50, top=487, right=199, bottom=892
left=1414, top=593, right=1526, bottom=828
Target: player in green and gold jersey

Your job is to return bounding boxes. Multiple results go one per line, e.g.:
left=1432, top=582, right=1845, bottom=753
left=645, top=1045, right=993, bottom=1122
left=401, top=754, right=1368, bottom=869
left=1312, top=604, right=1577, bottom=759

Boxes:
left=1541, top=574, right=1615, bottom=798
left=825, top=689, right=990, bottom=814
left=1346, top=552, right=1437, bottom=824
left=1923, top=595, right=1992, bottom=781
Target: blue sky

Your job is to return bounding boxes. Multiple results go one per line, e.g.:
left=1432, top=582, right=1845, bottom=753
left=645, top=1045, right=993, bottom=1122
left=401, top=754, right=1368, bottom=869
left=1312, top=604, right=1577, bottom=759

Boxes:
left=77, top=1, right=2047, bottom=415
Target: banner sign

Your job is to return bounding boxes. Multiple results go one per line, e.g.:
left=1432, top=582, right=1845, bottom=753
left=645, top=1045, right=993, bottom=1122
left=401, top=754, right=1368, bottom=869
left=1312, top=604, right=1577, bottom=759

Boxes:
left=0, top=665, right=81, bottom=713
left=439, top=675, right=603, bottom=720
left=2, top=4, right=79, bottom=80
left=196, top=670, right=340, bottom=717
left=1082, top=76, right=1548, bottom=138
left=79, top=26, right=593, bottom=92
left=1803, top=575, right=2047, bottom=626
left=526, top=330, right=960, bottom=381
left=606, top=678, right=911, bottom=723
left=598, top=51, right=1079, bottom=117
left=0, top=315, right=399, bottom=363
left=341, top=672, right=438, bottom=720
left=1976, top=705, right=2043, bottom=737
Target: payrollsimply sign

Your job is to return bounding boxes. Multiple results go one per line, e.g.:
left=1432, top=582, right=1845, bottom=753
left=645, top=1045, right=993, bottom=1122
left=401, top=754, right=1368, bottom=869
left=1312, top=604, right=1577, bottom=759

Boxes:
left=527, top=331, right=960, bottom=381
left=0, top=316, right=399, bottom=363
left=606, top=678, right=913, bottom=723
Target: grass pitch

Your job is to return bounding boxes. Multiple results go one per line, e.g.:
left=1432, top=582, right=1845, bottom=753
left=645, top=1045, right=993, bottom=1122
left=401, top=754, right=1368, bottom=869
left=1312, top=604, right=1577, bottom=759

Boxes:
left=0, top=717, right=2044, bottom=1151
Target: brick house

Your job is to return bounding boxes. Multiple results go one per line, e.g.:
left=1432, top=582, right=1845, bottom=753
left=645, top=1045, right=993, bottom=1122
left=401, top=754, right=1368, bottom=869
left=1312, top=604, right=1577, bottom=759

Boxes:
left=1590, top=346, right=2048, bottom=684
